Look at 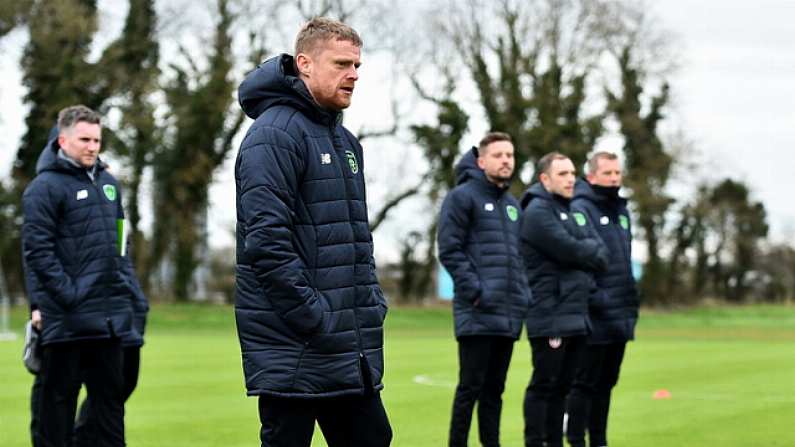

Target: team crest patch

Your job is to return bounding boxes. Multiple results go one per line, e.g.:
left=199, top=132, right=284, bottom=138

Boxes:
left=102, top=184, right=117, bottom=201
left=619, top=215, right=630, bottom=230
left=573, top=212, right=587, bottom=226
left=344, top=150, right=359, bottom=174
left=506, top=205, right=519, bottom=221
left=549, top=337, right=562, bottom=349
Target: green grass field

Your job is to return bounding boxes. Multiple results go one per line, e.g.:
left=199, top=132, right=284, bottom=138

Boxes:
left=2, top=303, right=794, bottom=446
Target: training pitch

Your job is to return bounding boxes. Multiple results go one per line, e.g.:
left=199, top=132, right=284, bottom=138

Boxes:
left=1, top=303, right=794, bottom=446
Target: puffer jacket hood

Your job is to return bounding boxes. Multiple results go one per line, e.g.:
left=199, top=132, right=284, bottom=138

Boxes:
left=35, top=126, right=60, bottom=174
left=238, top=54, right=338, bottom=125
left=520, top=182, right=569, bottom=209
left=455, top=147, right=485, bottom=185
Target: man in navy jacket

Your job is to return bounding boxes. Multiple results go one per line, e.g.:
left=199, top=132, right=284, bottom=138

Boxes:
left=22, top=105, right=137, bottom=446
left=234, top=17, right=391, bottom=446
left=26, top=126, right=148, bottom=447
left=567, top=152, right=639, bottom=447
left=520, top=152, right=609, bottom=447
left=438, top=132, right=531, bottom=447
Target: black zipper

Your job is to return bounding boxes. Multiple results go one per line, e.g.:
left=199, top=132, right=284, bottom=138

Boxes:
left=497, top=194, right=514, bottom=333
left=88, top=171, right=114, bottom=335
left=328, top=122, right=366, bottom=378
left=611, top=206, right=632, bottom=278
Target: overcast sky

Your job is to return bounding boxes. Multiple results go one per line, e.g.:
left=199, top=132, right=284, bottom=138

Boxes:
left=2, top=1, right=794, bottom=260
left=653, top=0, right=795, bottom=241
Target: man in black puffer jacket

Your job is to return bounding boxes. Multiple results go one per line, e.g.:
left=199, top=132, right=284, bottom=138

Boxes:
left=520, top=152, right=609, bottom=447
left=234, top=17, right=391, bottom=447
left=26, top=126, right=149, bottom=447
left=566, top=152, right=639, bottom=447
left=438, top=132, right=531, bottom=447
left=22, top=105, right=137, bottom=447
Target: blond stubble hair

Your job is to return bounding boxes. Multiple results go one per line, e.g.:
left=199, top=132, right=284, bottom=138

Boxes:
left=294, top=17, right=362, bottom=56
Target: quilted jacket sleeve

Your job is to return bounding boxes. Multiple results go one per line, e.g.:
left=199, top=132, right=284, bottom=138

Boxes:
left=237, top=127, right=325, bottom=335
left=21, top=178, right=77, bottom=310
left=438, top=188, right=482, bottom=302
left=22, top=258, right=40, bottom=311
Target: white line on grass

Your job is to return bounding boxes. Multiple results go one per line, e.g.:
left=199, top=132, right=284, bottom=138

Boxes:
left=413, top=374, right=456, bottom=388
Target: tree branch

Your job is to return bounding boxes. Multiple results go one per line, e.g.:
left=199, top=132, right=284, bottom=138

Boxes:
left=214, top=108, right=247, bottom=166
left=357, top=100, right=400, bottom=142
left=177, top=43, right=200, bottom=76
left=369, top=182, right=423, bottom=232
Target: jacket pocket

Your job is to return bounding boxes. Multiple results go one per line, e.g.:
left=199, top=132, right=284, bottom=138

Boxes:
left=58, top=283, right=80, bottom=312
left=370, top=288, right=388, bottom=323
left=475, top=282, right=500, bottom=312
left=464, top=252, right=483, bottom=303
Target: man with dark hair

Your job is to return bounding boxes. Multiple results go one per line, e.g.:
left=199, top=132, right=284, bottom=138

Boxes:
left=22, top=105, right=141, bottom=446
left=25, top=125, right=148, bottom=447
left=566, top=151, right=639, bottom=447
left=439, top=132, right=531, bottom=447
left=235, top=17, right=391, bottom=446
left=519, top=152, right=609, bottom=447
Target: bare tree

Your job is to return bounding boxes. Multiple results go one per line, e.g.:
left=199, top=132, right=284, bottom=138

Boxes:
left=424, top=0, right=609, bottom=196
left=150, top=0, right=243, bottom=301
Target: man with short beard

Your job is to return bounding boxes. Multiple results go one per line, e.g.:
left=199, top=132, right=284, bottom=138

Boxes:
left=234, top=17, right=391, bottom=446
left=22, top=105, right=138, bottom=447
left=26, top=124, right=148, bottom=447
left=519, top=152, right=609, bottom=447
left=438, top=132, right=531, bottom=447
left=25, top=124, right=149, bottom=447
left=566, top=152, right=639, bottom=447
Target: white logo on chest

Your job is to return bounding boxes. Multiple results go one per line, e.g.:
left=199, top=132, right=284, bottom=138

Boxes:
left=560, top=212, right=568, bottom=221
left=600, top=216, right=610, bottom=225
left=76, top=189, right=88, bottom=200
left=320, top=153, right=331, bottom=165
left=484, top=203, right=495, bottom=211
